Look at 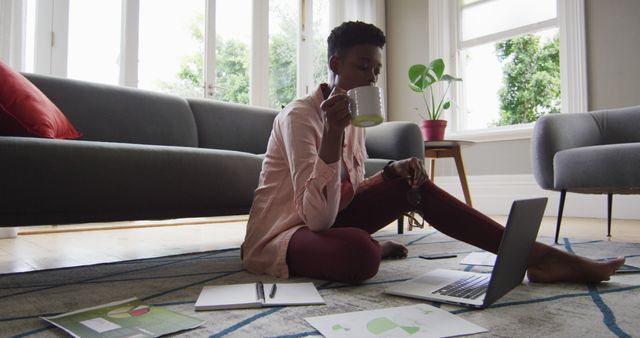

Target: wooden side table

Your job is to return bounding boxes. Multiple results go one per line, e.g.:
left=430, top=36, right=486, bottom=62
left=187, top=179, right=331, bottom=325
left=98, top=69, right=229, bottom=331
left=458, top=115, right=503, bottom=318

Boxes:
left=424, top=140, right=475, bottom=206
left=398, top=140, right=476, bottom=234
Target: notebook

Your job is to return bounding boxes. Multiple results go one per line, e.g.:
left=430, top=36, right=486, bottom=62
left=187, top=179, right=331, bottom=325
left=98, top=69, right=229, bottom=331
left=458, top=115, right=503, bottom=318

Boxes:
left=385, top=198, right=547, bottom=309
left=194, top=282, right=325, bottom=311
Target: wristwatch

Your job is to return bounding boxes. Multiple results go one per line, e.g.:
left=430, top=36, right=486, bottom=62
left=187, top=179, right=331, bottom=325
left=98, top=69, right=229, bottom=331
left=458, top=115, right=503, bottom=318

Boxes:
left=382, top=160, right=397, bottom=181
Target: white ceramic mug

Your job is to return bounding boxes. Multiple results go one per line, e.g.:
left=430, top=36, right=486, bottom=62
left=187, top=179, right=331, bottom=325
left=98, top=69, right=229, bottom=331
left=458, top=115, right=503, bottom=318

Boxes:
left=346, top=86, right=385, bottom=128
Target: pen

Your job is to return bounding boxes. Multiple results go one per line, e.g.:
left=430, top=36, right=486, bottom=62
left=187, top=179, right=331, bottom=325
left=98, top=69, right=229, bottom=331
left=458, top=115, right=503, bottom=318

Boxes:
left=256, top=281, right=265, bottom=301
left=419, top=254, right=457, bottom=260
left=269, top=283, right=277, bottom=298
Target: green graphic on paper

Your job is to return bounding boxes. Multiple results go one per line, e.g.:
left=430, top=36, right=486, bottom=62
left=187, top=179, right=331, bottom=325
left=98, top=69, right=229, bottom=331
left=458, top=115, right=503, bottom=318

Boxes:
left=332, top=324, right=350, bottom=331
left=366, top=317, right=420, bottom=335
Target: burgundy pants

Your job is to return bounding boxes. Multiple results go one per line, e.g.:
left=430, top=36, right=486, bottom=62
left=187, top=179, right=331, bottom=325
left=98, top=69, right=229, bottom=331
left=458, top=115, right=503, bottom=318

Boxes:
left=286, top=177, right=505, bottom=284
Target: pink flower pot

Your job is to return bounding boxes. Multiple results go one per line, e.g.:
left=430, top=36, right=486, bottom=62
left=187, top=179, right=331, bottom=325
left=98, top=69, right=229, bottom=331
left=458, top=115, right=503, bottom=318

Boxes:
left=420, top=120, right=447, bottom=141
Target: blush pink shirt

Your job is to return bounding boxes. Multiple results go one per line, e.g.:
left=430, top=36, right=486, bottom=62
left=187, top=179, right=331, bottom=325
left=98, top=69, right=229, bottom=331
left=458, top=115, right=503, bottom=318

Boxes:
left=241, top=85, right=385, bottom=278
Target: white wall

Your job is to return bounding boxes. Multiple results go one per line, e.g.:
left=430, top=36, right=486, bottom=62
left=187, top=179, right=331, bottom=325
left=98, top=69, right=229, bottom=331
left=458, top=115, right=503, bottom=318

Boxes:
left=385, top=0, right=427, bottom=126
left=586, top=0, right=640, bottom=111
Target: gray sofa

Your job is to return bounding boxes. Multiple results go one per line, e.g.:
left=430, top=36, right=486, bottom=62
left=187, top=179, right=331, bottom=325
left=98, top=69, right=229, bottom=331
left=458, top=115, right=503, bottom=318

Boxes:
left=0, top=73, right=424, bottom=228
left=532, top=105, right=640, bottom=242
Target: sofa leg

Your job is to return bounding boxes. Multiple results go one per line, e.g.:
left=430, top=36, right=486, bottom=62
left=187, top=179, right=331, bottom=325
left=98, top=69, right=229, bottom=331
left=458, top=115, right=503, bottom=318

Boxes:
left=555, top=190, right=567, bottom=244
left=397, top=216, right=404, bottom=234
left=607, top=193, right=613, bottom=237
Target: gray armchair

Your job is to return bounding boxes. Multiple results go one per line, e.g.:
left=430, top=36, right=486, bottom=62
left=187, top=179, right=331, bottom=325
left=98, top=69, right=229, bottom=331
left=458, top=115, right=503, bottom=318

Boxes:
left=532, top=105, right=640, bottom=243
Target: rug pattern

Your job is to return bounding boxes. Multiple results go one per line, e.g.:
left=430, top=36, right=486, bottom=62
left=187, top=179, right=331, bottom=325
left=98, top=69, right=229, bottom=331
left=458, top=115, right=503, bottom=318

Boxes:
left=1, top=230, right=639, bottom=337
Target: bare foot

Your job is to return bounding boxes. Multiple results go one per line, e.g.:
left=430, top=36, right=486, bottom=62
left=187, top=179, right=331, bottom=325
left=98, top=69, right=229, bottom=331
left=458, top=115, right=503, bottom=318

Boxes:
left=381, top=241, right=408, bottom=259
left=526, top=245, right=625, bottom=283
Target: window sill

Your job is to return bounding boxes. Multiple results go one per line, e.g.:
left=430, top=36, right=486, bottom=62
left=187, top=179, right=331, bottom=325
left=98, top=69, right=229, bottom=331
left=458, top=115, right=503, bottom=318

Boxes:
left=447, top=123, right=534, bottom=143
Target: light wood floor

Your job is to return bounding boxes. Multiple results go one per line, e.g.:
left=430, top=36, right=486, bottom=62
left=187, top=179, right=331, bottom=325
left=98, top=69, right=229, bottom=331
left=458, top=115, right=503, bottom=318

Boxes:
left=1, top=215, right=638, bottom=274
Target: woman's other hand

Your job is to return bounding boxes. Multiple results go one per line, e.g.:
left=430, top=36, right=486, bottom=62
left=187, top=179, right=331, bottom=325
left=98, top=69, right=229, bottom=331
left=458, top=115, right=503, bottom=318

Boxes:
left=389, top=158, right=428, bottom=189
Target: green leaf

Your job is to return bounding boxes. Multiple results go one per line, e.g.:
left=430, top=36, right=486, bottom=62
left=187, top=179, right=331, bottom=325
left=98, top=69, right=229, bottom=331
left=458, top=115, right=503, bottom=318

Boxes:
left=443, top=101, right=451, bottom=109
left=442, top=74, right=462, bottom=82
left=408, top=64, right=427, bottom=89
left=423, top=70, right=437, bottom=86
left=428, top=58, right=445, bottom=80
left=408, top=83, right=423, bottom=93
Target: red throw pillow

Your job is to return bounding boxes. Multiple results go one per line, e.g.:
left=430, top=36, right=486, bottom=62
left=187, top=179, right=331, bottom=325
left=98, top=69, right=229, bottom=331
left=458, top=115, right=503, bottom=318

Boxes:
left=0, top=61, right=81, bottom=139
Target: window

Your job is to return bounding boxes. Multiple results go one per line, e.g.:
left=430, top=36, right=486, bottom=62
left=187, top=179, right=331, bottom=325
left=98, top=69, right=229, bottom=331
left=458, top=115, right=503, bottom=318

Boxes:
left=22, top=0, right=337, bottom=108
left=138, top=0, right=205, bottom=98
left=457, top=0, right=560, bottom=132
left=215, top=0, right=251, bottom=104
left=67, top=0, right=121, bottom=85
left=268, top=0, right=297, bottom=109
left=312, top=0, right=330, bottom=87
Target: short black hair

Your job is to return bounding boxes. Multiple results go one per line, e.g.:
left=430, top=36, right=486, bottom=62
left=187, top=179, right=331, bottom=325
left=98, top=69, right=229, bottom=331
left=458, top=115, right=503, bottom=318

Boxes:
left=327, top=21, right=385, bottom=60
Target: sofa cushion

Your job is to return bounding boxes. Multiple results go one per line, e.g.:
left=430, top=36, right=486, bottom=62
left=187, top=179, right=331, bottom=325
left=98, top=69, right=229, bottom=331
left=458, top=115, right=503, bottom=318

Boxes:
left=24, top=73, right=198, bottom=147
left=188, top=98, right=277, bottom=154
left=553, top=142, right=640, bottom=193
left=0, top=137, right=263, bottom=226
left=0, top=61, right=81, bottom=139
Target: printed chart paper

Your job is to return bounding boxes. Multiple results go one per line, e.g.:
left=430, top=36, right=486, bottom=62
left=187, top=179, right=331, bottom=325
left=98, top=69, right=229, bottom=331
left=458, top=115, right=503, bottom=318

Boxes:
left=305, top=304, right=486, bottom=338
left=42, top=298, right=203, bottom=338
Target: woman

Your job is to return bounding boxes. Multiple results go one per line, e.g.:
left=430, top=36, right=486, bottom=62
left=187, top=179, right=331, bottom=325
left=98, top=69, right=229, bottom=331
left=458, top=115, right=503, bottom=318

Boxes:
left=241, top=21, right=624, bottom=284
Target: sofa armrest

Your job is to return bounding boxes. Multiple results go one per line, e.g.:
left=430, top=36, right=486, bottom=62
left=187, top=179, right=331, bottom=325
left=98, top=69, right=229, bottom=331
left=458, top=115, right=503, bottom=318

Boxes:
left=532, top=113, right=602, bottom=190
left=365, top=121, right=424, bottom=161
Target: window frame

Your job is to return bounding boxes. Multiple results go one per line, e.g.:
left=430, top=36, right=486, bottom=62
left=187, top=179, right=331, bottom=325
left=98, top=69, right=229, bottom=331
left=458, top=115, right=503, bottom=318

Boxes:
left=429, top=0, right=587, bottom=142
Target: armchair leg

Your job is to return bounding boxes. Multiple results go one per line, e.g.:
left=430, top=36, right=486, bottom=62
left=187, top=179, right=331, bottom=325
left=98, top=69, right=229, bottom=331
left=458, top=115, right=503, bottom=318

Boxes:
left=555, top=190, right=567, bottom=244
left=397, top=216, right=404, bottom=234
left=607, top=193, right=613, bottom=237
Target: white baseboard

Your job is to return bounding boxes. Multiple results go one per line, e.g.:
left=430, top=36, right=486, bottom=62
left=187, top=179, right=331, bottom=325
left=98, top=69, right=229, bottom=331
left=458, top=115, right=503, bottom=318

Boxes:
left=434, top=174, right=640, bottom=220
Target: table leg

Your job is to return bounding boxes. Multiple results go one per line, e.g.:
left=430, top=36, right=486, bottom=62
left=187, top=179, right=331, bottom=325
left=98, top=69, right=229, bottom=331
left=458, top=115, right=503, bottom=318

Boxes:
left=430, top=158, right=436, bottom=182
left=452, top=146, right=472, bottom=206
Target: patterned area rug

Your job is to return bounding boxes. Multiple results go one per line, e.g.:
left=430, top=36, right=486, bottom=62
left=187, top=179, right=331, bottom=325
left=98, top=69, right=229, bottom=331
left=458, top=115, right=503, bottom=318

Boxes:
left=1, top=229, right=639, bottom=337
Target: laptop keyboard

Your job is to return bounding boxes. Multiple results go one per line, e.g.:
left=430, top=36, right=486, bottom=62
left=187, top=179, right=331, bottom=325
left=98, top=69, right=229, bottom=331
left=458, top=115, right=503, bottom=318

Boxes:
left=432, top=275, right=490, bottom=299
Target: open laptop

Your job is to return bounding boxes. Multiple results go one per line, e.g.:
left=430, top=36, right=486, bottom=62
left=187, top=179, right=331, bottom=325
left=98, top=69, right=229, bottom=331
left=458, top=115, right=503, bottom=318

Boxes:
left=385, top=198, right=547, bottom=309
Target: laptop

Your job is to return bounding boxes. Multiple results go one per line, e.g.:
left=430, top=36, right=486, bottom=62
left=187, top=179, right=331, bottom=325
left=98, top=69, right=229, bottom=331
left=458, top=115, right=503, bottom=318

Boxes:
left=385, top=198, right=547, bottom=309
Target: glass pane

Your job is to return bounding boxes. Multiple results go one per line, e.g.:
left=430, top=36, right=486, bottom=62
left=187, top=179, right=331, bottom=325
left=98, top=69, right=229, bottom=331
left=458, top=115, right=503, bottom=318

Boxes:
left=460, top=29, right=560, bottom=130
left=24, top=0, right=36, bottom=73
left=67, top=0, right=121, bottom=84
left=138, top=0, right=204, bottom=98
left=461, top=0, right=556, bottom=41
left=215, top=0, right=251, bottom=104
left=312, top=0, right=330, bottom=87
left=269, top=0, right=297, bottom=109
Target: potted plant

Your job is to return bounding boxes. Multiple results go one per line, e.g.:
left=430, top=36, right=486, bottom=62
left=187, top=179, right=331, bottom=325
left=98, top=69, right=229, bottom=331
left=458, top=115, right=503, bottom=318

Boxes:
left=409, top=58, right=462, bottom=141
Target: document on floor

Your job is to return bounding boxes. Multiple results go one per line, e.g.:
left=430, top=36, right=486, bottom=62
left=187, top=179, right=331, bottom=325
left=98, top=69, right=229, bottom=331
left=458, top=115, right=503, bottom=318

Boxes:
left=194, top=282, right=324, bottom=310
left=305, top=303, right=487, bottom=338
left=459, top=251, right=497, bottom=266
left=42, top=297, right=203, bottom=338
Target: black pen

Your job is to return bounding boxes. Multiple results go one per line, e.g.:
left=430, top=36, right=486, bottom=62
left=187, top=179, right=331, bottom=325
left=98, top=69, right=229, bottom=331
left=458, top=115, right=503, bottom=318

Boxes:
left=419, top=254, right=457, bottom=260
left=269, top=283, right=277, bottom=298
left=256, top=281, right=265, bottom=301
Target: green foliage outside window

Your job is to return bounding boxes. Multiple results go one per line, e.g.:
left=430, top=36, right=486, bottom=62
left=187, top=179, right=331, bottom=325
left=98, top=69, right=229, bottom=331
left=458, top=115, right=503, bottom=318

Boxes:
left=158, top=8, right=307, bottom=109
left=268, top=8, right=297, bottom=109
left=494, top=33, right=561, bottom=126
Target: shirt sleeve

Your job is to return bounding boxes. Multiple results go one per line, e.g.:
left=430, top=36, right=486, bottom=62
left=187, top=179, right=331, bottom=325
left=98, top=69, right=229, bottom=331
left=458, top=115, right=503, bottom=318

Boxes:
left=281, top=106, right=341, bottom=231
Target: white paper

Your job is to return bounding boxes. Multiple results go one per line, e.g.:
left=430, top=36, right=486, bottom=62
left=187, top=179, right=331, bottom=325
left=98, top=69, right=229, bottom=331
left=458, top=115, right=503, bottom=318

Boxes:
left=305, top=304, right=487, bottom=338
left=263, top=282, right=325, bottom=306
left=79, top=317, right=121, bottom=333
left=195, top=283, right=262, bottom=310
left=195, top=282, right=324, bottom=310
left=459, top=252, right=496, bottom=266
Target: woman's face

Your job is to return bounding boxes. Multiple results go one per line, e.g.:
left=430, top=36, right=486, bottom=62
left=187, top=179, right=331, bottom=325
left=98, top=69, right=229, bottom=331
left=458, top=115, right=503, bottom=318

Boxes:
left=332, top=44, right=383, bottom=91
